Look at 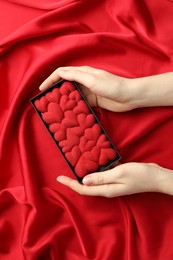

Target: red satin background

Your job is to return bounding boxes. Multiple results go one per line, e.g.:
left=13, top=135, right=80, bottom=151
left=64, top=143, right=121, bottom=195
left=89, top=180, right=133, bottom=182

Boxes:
left=1, top=0, right=173, bottom=259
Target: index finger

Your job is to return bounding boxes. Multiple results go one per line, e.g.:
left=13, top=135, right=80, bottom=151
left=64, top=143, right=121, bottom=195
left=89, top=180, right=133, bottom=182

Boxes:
left=39, top=68, right=62, bottom=90
left=39, top=66, right=99, bottom=91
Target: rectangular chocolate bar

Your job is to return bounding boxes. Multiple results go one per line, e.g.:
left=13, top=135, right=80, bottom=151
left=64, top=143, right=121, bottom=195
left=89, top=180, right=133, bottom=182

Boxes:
left=31, top=80, right=121, bottom=182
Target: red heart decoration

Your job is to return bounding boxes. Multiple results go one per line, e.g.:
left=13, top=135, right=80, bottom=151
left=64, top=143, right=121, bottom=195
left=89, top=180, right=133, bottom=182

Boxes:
left=75, top=155, right=98, bottom=178
left=66, top=128, right=80, bottom=146
left=60, top=95, right=77, bottom=111
left=49, top=123, right=66, bottom=142
left=73, top=100, right=90, bottom=115
left=61, top=110, right=78, bottom=128
left=59, top=140, right=75, bottom=153
left=84, top=128, right=94, bottom=140
left=79, top=136, right=95, bottom=153
left=84, top=123, right=102, bottom=141
left=77, top=113, right=95, bottom=129
left=42, top=102, right=64, bottom=124
left=83, top=146, right=100, bottom=162
left=46, top=88, right=61, bottom=103
left=97, top=134, right=111, bottom=148
left=49, top=123, right=59, bottom=133
left=34, top=96, right=49, bottom=113
left=54, top=127, right=66, bottom=142
left=65, top=146, right=81, bottom=167
left=60, top=81, right=75, bottom=95
left=46, top=92, right=54, bottom=102
left=69, top=90, right=82, bottom=102
left=59, top=129, right=80, bottom=153
left=70, top=125, right=85, bottom=137
left=59, top=141, right=73, bottom=153
left=52, top=88, right=61, bottom=102
left=99, top=148, right=117, bottom=166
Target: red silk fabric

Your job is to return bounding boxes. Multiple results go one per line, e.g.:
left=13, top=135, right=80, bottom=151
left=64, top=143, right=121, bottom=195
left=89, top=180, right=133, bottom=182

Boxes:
left=1, top=0, right=173, bottom=259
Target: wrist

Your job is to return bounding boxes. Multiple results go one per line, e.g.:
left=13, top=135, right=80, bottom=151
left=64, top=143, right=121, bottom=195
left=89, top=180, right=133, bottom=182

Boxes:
left=156, top=167, right=173, bottom=195
left=129, top=77, right=158, bottom=109
left=117, top=77, right=149, bottom=111
left=117, top=77, right=140, bottom=110
left=130, top=72, right=173, bottom=109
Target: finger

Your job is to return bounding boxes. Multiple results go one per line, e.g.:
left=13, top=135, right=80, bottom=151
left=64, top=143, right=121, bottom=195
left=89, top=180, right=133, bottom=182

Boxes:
left=39, top=66, right=100, bottom=91
left=57, top=175, right=113, bottom=197
left=57, top=65, right=102, bottom=75
left=39, top=68, right=62, bottom=90
left=147, top=163, right=159, bottom=167
left=82, top=169, right=117, bottom=186
left=56, top=67, right=96, bottom=90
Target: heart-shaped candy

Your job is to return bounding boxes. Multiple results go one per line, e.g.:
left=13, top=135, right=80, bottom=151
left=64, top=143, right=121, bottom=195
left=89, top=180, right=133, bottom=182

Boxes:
left=62, top=110, right=78, bottom=128
left=54, top=126, right=66, bottom=142
left=97, top=134, right=111, bottom=148
left=46, top=88, right=61, bottom=103
left=60, top=81, right=75, bottom=95
left=59, top=128, right=80, bottom=153
left=34, top=96, right=49, bottom=113
left=65, top=146, right=81, bottom=167
left=42, top=102, right=63, bottom=124
left=99, top=148, right=117, bottom=166
left=49, top=123, right=59, bottom=133
left=46, top=92, right=54, bottom=102
left=79, top=136, right=95, bottom=153
left=84, top=124, right=102, bottom=142
left=52, top=88, right=61, bottom=102
left=59, top=142, right=72, bottom=153
left=69, top=90, right=82, bottom=102
left=75, top=155, right=98, bottom=178
left=66, top=128, right=80, bottom=146
left=49, top=123, right=66, bottom=142
left=73, top=100, right=90, bottom=115
left=59, top=140, right=75, bottom=153
left=70, top=125, right=85, bottom=137
left=60, top=95, right=77, bottom=112
left=83, top=146, right=100, bottom=162
left=77, top=113, right=95, bottom=129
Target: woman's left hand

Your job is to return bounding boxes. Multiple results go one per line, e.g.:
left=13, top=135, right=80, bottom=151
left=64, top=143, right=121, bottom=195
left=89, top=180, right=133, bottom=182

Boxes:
left=57, top=162, right=170, bottom=197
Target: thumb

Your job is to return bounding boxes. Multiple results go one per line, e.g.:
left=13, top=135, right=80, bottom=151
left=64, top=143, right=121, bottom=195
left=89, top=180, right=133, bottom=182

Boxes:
left=82, top=170, right=115, bottom=186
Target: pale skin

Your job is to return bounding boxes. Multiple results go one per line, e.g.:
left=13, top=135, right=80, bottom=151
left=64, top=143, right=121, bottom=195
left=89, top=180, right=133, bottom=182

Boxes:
left=39, top=66, right=173, bottom=197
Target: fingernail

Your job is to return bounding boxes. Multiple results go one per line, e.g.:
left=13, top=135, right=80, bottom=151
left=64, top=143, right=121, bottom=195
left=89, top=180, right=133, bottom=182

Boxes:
left=56, top=176, right=64, bottom=183
left=39, top=83, right=44, bottom=90
left=82, top=175, right=93, bottom=185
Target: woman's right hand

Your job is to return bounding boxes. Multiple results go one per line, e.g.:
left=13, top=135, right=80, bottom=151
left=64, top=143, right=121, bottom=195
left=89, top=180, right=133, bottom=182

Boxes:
left=39, top=66, right=137, bottom=112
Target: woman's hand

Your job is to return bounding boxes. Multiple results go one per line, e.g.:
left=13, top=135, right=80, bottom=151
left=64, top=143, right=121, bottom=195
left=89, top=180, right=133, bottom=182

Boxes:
left=56, top=162, right=173, bottom=197
left=39, top=66, right=137, bottom=112
left=40, top=66, right=173, bottom=111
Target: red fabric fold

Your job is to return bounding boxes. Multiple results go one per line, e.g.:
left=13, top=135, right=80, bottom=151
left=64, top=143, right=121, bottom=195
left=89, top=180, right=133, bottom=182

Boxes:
left=1, top=0, right=173, bottom=259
